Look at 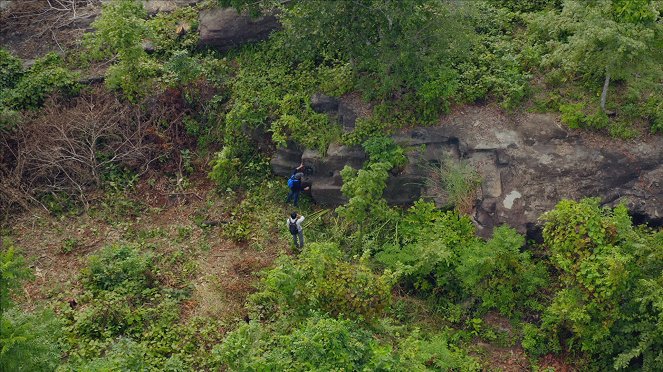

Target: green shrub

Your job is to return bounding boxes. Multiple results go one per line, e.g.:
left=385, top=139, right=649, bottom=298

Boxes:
left=2, top=53, right=80, bottom=110
left=395, top=331, right=481, bottom=371
left=488, top=0, right=561, bottom=13
left=215, top=315, right=379, bottom=371
left=455, top=2, right=531, bottom=110
left=343, top=116, right=389, bottom=146
left=521, top=322, right=554, bottom=356
left=82, top=245, right=153, bottom=293
left=0, top=48, right=22, bottom=90
left=225, top=46, right=345, bottom=154
left=376, top=200, right=480, bottom=296
left=585, top=110, right=609, bottom=129
left=208, top=146, right=242, bottom=190
left=104, top=56, right=161, bottom=100
left=147, top=5, right=200, bottom=55
left=425, top=158, right=482, bottom=213
left=644, top=96, right=663, bottom=133
left=0, top=108, right=20, bottom=133
left=71, top=290, right=179, bottom=340
left=0, top=243, right=31, bottom=311
left=336, top=162, right=397, bottom=229
left=87, top=0, right=160, bottom=101
left=0, top=244, right=64, bottom=371
left=456, top=226, right=548, bottom=316
left=362, top=136, right=407, bottom=168
left=248, top=243, right=394, bottom=321
left=538, top=199, right=663, bottom=369
left=559, top=102, right=586, bottom=129
left=0, top=308, right=64, bottom=372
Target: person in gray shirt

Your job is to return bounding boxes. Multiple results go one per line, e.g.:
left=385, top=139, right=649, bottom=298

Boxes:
left=287, top=212, right=305, bottom=249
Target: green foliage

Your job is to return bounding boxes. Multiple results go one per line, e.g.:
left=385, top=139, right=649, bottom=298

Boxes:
left=336, top=162, right=397, bottom=228
left=208, top=146, right=243, bottom=190
left=394, top=330, right=481, bottom=371
left=82, top=244, right=153, bottom=293
left=218, top=179, right=288, bottom=248
left=225, top=45, right=346, bottom=153
left=1, top=52, right=80, bottom=110
left=215, top=315, right=378, bottom=371
left=0, top=308, right=64, bottom=372
left=209, top=144, right=272, bottom=192
left=362, top=136, right=407, bottom=168
left=537, top=199, right=663, bottom=369
left=336, top=137, right=405, bottom=234
left=216, top=314, right=480, bottom=371
left=644, top=96, right=663, bottom=133
left=94, top=164, right=143, bottom=222
left=528, top=0, right=663, bottom=131
left=559, top=102, right=586, bottom=129
left=342, top=116, right=390, bottom=145
left=521, top=322, right=554, bottom=356
left=87, top=0, right=156, bottom=100
left=488, top=0, right=562, bottom=13
left=0, top=242, right=31, bottom=312
left=148, top=6, right=200, bottom=55
left=530, top=0, right=662, bottom=85
left=0, top=108, right=20, bottom=133
left=0, top=48, right=22, bottom=90
left=376, top=200, right=480, bottom=296
left=62, top=241, right=223, bottom=370
left=249, top=242, right=394, bottom=321
left=0, top=244, right=64, bottom=371
left=456, top=2, right=532, bottom=109
left=456, top=226, right=548, bottom=316
left=279, top=0, right=469, bottom=108
left=88, top=0, right=148, bottom=59
left=426, top=158, right=482, bottom=212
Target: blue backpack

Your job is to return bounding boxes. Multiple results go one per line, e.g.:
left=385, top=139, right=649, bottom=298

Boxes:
left=287, top=176, right=300, bottom=190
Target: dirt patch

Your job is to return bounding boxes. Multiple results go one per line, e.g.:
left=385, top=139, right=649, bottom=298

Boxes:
left=475, top=341, right=531, bottom=372
left=10, top=210, right=112, bottom=311
left=483, top=311, right=515, bottom=335
left=537, top=354, right=576, bottom=371
left=340, top=91, right=373, bottom=119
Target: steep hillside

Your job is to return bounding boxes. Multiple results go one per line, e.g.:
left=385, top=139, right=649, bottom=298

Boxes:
left=1, top=1, right=662, bottom=370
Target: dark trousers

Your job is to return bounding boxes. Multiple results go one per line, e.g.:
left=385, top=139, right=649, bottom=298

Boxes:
left=286, top=189, right=300, bottom=206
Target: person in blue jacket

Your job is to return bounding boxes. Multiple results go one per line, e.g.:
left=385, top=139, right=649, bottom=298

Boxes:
left=286, top=162, right=308, bottom=207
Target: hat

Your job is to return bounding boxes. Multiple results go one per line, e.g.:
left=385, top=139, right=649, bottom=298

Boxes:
left=294, top=172, right=303, bottom=180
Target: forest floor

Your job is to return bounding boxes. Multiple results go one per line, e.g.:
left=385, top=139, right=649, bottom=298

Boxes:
left=5, top=172, right=575, bottom=371
left=9, top=175, right=282, bottom=324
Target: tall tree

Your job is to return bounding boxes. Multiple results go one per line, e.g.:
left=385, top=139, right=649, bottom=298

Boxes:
left=274, top=0, right=471, bottom=100
left=530, top=0, right=662, bottom=112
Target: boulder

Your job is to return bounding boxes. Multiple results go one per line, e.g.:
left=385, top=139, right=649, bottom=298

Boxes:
left=311, top=93, right=339, bottom=114
left=337, top=101, right=358, bottom=131
left=270, top=141, right=303, bottom=176
left=198, top=7, right=280, bottom=51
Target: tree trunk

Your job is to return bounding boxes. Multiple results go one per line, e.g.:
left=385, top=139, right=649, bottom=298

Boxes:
left=600, top=71, right=610, bottom=113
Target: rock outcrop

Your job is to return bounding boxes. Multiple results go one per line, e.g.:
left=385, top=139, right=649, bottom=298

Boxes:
left=272, top=100, right=663, bottom=237
left=198, top=7, right=280, bottom=51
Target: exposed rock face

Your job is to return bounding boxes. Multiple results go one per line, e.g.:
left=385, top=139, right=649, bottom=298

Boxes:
left=198, top=7, right=280, bottom=51
left=272, top=103, right=663, bottom=236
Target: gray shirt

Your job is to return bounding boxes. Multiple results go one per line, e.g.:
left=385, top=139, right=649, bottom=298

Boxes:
left=287, top=216, right=305, bottom=232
